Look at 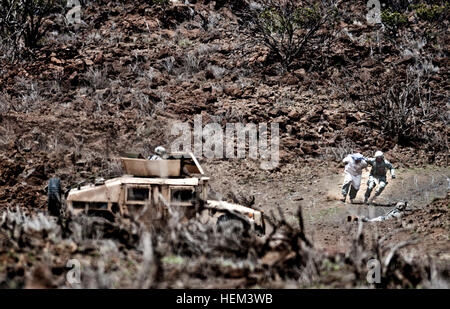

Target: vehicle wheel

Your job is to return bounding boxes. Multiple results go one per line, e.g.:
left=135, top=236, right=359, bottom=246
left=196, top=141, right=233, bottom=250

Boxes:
left=216, top=213, right=245, bottom=233
left=48, top=177, right=62, bottom=217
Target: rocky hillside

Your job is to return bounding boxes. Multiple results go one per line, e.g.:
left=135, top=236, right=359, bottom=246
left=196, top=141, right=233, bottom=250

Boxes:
left=0, top=0, right=449, bottom=210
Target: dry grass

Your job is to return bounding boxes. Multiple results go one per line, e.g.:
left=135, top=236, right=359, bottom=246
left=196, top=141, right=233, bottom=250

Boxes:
left=0, top=201, right=444, bottom=288
left=324, top=140, right=354, bottom=162
left=84, top=68, right=110, bottom=90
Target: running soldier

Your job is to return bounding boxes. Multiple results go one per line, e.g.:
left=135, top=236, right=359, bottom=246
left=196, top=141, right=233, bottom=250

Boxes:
left=364, top=151, right=396, bottom=204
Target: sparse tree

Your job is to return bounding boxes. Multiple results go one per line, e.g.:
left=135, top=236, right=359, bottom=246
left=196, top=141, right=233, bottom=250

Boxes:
left=242, top=0, right=340, bottom=71
left=357, top=57, right=445, bottom=150
left=0, top=0, right=60, bottom=49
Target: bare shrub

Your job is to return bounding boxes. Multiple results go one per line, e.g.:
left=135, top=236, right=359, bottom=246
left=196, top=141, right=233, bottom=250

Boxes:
left=44, top=30, right=78, bottom=46
left=0, top=37, right=19, bottom=61
left=206, top=64, right=227, bottom=79
left=0, top=92, right=12, bottom=113
left=196, top=43, right=220, bottom=56
left=0, top=0, right=62, bottom=49
left=86, top=31, right=102, bottom=44
left=84, top=68, right=110, bottom=90
left=135, top=231, right=158, bottom=288
left=162, top=56, right=175, bottom=74
left=0, top=207, right=61, bottom=246
left=102, top=158, right=122, bottom=178
left=183, top=52, right=200, bottom=74
left=93, top=92, right=106, bottom=113
left=139, top=66, right=158, bottom=83
left=8, top=77, right=43, bottom=113
left=204, top=11, right=222, bottom=30
left=20, top=86, right=42, bottom=112
left=356, top=43, right=446, bottom=151
left=358, top=80, right=421, bottom=147
left=107, top=30, right=123, bottom=45
left=324, top=140, right=354, bottom=162
left=132, top=89, right=155, bottom=117
left=242, top=0, right=340, bottom=70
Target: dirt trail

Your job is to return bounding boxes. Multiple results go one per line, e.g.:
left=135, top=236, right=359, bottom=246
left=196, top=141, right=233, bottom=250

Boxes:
left=302, top=167, right=449, bottom=255
left=205, top=161, right=449, bottom=259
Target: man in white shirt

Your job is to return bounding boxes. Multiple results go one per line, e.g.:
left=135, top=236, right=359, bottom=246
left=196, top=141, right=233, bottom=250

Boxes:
left=341, top=153, right=368, bottom=203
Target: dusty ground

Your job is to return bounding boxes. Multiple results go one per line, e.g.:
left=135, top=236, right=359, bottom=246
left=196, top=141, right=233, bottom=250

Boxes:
left=205, top=160, right=449, bottom=260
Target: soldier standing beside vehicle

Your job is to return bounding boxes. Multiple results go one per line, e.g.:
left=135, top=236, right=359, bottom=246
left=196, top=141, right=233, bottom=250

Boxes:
left=341, top=153, right=368, bottom=203
left=364, top=151, right=396, bottom=204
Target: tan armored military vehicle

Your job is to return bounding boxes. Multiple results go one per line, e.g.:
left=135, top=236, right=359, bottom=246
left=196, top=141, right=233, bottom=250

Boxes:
left=48, top=152, right=265, bottom=234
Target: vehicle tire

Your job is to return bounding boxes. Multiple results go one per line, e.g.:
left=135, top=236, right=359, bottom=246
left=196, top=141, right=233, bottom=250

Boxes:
left=216, top=213, right=231, bottom=225
left=48, top=177, right=62, bottom=217
left=216, top=213, right=245, bottom=233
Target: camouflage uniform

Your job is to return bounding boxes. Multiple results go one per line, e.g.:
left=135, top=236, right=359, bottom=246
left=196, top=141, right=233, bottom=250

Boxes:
left=363, top=202, right=407, bottom=222
left=364, top=154, right=395, bottom=202
left=148, top=154, right=162, bottom=160
left=147, top=146, right=166, bottom=160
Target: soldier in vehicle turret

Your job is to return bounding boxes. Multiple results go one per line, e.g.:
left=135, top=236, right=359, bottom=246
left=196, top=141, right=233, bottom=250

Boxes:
left=148, top=146, right=167, bottom=160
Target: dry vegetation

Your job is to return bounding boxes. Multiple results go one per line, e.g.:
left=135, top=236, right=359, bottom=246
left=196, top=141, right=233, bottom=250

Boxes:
left=0, top=201, right=447, bottom=288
